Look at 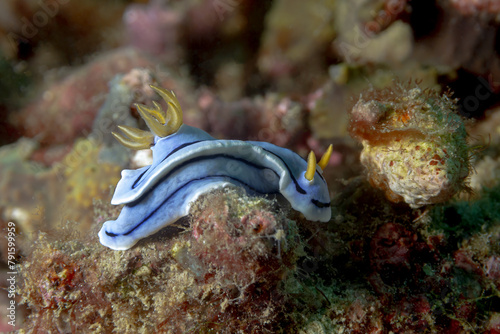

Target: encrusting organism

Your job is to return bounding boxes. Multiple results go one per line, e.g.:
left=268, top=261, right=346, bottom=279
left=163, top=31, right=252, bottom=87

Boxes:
left=99, top=85, right=333, bottom=250
left=348, top=82, right=471, bottom=208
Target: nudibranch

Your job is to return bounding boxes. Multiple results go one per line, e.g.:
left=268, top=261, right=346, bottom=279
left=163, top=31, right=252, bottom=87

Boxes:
left=99, top=86, right=332, bottom=250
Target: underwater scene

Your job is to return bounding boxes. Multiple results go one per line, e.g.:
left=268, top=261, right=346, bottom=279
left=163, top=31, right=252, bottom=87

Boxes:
left=0, top=0, right=500, bottom=333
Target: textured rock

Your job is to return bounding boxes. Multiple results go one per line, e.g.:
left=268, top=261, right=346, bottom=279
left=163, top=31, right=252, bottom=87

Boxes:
left=349, top=83, right=472, bottom=207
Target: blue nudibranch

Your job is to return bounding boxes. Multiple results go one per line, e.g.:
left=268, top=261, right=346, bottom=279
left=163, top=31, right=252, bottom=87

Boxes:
left=99, top=86, right=332, bottom=250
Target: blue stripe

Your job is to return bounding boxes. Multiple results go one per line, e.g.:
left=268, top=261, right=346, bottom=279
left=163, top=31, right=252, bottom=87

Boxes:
left=128, top=153, right=280, bottom=207
left=107, top=174, right=279, bottom=237
left=132, top=140, right=207, bottom=189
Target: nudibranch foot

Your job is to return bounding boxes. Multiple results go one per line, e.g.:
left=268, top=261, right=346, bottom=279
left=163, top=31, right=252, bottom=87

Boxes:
left=99, top=85, right=332, bottom=250
left=99, top=180, right=240, bottom=250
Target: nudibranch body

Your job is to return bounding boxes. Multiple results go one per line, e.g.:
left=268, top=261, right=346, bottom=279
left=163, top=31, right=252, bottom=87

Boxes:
left=99, top=86, right=332, bottom=250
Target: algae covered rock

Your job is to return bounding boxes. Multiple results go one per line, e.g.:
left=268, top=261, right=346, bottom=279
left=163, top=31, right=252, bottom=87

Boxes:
left=348, top=82, right=472, bottom=208
left=18, top=188, right=304, bottom=333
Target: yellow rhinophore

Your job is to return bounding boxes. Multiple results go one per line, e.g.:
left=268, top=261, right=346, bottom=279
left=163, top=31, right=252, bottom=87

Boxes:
left=305, top=151, right=317, bottom=181
left=305, top=144, right=333, bottom=181
left=318, top=144, right=333, bottom=170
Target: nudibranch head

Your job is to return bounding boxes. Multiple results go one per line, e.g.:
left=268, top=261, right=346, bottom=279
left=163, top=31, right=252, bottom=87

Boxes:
left=99, top=85, right=332, bottom=250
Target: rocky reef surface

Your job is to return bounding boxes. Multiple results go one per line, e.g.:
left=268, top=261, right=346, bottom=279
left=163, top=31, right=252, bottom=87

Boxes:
left=0, top=0, right=499, bottom=333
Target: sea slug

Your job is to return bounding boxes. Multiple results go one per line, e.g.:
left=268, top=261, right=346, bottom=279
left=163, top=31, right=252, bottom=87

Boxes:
left=99, top=86, right=332, bottom=250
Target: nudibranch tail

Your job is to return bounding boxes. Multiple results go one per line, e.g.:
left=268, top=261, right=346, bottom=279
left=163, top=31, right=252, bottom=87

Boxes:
left=318, top=144, right=333, bottom=170
left=305, top=151, right=317, bottom=181
left=111, top=125, right=154, bottom=150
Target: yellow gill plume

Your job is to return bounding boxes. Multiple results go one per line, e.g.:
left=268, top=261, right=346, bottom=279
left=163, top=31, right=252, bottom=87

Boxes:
left=136, top=85, right=183, bottom=138
left=112, top=126, right=154, bottom=150
left=112, top=85, right=184, bottom=150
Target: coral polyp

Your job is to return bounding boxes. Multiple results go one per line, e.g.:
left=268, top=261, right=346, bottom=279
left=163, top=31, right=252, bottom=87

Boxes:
left=349, top=83, right=471, bottom=208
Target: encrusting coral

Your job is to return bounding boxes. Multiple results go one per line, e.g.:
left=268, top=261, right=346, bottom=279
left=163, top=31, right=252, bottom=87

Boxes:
left=348, top=82, right=472, bottom=208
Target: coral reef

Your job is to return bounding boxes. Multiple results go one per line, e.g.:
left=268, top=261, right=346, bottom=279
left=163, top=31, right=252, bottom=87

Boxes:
left=0, top=136, right=123, bottom=246
left=18, top=188, right=303, bottom=333
left=257, top=0, right=336, bottom=91
left=469, top=155, right=500, bottom=193
left=124, top=2, right=182, bottom=61
left=293, top=175, right=500, bottom=333
left=348, top=82, right=472, bottom=207
left=0, top=65, right=198, bottom=254
left=11, top=48, right=155, bottom=149
left=334, top=0, right=413, bottom=66
left=62, top=138, right=121, bottom=224
left=197, top=88, right=307, bottom=147
left=0, top=0, right=125, bottom=64
left=359, top=0, right=500, bottom=91
left=0, top=0, right=499, bottom=332
left=0, top=138, right=55, bottom=244
left=414, top=0, right=500, bottom=87
left=449, top=0, right=500, bottom=16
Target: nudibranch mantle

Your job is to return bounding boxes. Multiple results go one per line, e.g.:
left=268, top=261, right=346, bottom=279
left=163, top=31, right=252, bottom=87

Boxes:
left=99, top=86, right=332, bottom=250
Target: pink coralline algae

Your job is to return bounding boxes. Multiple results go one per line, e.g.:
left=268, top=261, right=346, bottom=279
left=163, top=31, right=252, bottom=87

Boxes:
left=486, top=256, right=500, bottom=287
left=197, top=88, right=307, bottom=147
left=369, top=223, right=417, bottom=281
left=18, top=188, right=303, bottom=333
left=176, top=188, right=299, bottom=292
left=449, top=0, right=500, bottom=15
left=124, top=2, right=182, bottom=60
left=11, top=48, right=154, bottom=148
